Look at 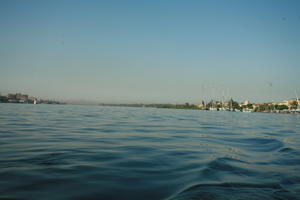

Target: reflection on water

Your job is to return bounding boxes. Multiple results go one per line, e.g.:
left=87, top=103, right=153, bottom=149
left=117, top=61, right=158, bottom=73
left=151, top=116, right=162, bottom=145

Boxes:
left=0, top=104, right=299, bottom=200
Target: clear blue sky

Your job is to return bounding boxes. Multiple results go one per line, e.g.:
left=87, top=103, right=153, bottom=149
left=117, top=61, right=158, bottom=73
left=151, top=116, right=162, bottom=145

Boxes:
left=1, top=0, right=299, bottom=103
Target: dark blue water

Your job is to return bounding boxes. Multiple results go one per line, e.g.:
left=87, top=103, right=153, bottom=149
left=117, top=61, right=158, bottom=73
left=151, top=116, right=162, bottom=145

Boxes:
left=0, top=104, right=300, bottom=200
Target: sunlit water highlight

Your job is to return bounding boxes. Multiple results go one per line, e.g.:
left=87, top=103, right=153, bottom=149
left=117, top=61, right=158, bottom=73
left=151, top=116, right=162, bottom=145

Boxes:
left=0, top=104, right=300, bottom=200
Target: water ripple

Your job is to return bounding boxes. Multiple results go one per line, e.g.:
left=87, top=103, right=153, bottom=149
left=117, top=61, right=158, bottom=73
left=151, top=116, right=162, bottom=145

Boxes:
left=0, top=104, right=299, bottom=200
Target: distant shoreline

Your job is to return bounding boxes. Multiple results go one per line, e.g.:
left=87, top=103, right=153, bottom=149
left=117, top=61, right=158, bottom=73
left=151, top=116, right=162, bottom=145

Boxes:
left=1, top=92, right=299, bottom=114
left=98, top=103, right=300, bottom=114
left=1, top=101, right=299, bottom=115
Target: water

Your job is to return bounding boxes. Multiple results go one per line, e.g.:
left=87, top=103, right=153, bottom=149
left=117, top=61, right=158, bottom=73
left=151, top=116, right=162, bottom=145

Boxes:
left=0, top=104, right=300, bottom=200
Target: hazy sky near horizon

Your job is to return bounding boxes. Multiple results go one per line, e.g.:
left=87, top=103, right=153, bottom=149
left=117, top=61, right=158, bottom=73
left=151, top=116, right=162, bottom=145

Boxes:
left=0, top=0, right=300, bottom=103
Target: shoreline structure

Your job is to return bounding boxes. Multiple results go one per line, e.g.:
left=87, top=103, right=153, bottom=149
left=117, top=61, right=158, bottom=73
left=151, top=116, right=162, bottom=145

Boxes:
left=1, top=92, right=299, bottom=114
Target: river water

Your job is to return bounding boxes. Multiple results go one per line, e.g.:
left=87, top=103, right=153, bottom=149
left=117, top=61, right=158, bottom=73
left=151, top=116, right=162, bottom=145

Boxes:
left=0, top=104, right=299, bottom=200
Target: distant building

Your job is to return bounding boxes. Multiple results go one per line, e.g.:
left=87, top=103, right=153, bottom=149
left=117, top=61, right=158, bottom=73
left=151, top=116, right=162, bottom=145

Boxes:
left=6, top=93, right=32, bottom=103
left=278, top=99, right=298, bottom=109
left=252, top=104, right=260, bottom=110
left=8, top=93, right=16, bottom=99
left=197, top=104, right=205, bottom=109
left=239, top=100, right=250, bottom=107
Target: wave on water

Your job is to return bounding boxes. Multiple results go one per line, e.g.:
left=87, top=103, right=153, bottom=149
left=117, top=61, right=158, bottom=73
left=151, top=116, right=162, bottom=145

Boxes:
left=168, top=182, right=298, bottom=200
left=0, top=104, right=300, bottom=200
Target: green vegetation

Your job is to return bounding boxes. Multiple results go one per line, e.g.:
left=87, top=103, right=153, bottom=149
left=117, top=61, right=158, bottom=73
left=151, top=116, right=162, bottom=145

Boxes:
left=255, top=104, right=288, bottom=112
left=150, top=103, right=199, bottom=110
left=274, top=105, right=289, bottom=110
left=247, top=104, right=253, bottom=109
left=255, top=104, right=272, bottom=112
left=229, top=98, right=242, bottom=111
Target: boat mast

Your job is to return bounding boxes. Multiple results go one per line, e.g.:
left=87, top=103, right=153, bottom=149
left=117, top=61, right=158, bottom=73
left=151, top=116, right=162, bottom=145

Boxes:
left=222, top=90, right=225, bottom=110
left=295, top=90, right=300, bottom=109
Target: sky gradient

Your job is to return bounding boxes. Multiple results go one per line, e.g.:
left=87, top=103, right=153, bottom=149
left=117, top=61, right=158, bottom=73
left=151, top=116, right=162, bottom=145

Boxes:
left=1, top=0, right=300, bottom=103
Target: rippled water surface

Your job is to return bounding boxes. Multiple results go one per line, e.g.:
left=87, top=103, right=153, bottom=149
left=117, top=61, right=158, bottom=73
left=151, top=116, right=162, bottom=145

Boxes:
left=0, top=104, right=300, bottom=200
